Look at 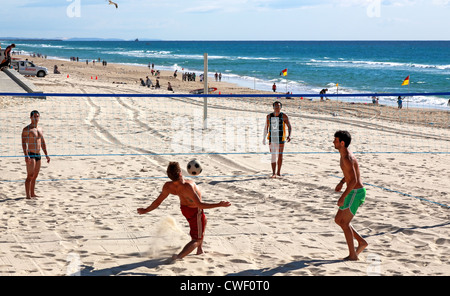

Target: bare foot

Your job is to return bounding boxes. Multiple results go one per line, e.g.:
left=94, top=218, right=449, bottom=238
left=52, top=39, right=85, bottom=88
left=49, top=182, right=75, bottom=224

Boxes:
left=343, top=255, right=359, bottom=261
left=167, top=254, right=180, bottom=264
left=356, top=241, right=368, bottom=255
left=270, top=174, right=277, bottom=179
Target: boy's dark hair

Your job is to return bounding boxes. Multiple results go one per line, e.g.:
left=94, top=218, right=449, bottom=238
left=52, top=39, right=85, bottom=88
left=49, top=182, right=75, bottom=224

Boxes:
left=167, top=162, right=182, bottom=181
left=30, top=110, right=40, bottom=117
left=334, top=130, right=352, bottom=147
left=273, top=101, right=282, bottom=108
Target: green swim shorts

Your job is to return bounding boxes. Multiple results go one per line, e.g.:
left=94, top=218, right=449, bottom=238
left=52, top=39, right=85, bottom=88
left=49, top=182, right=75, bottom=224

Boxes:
left=339, top=187, right=366, bottom=215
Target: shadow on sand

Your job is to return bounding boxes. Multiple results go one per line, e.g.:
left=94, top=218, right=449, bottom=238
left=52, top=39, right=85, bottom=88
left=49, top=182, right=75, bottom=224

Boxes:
left=77, top=257, right=174, bottom=276
left=227, top=258, right=343, bottom=276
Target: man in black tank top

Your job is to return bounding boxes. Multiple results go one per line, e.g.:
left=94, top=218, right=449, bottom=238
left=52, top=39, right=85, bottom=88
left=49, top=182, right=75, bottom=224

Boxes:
left=263, top=101, right=292, bottom=178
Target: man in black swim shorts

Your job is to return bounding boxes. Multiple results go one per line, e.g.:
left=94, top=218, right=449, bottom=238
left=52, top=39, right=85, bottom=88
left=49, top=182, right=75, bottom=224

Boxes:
left=21, top=110, right=50, bottom=199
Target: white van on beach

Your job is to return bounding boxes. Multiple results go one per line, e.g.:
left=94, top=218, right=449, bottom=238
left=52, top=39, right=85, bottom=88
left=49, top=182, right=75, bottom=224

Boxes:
left=11, top=59, right=48, bottom=77
left=2, top=49, right=48, bottom=77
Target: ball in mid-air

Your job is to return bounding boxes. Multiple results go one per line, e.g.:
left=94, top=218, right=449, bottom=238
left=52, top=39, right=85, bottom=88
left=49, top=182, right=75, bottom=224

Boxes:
left=187, top=159, right=202, bottom=176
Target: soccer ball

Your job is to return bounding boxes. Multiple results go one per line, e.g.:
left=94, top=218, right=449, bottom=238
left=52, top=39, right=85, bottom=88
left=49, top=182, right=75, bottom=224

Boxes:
left=187, top=159, right=202, bottom=176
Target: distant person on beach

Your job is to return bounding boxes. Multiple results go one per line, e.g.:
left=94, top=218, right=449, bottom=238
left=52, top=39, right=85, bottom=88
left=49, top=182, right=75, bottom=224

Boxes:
left=155, top=79, right=160, bottom=89
left=137, top=162, right=231, bottom=261
left=168, top=82, right=173, bottom=92
left=263, top=101, right=292, bottom=178
left=447, top=99, right=450, bottom=107
left=371, top=95, right=379, bottom=105
left=397, top=96, right=403, bottom=109
left=333, top=130, right=368, bottom=261
left=140, top=78, right=146, bottom=86
left=145, top=76, right=153, bottom=87
left=272, top=83, right=277, bottom=92
left=0, top=43, right=16, bottom=69
left=320, top=88, right=328, bottom=101
left=21, top=110, right=50, bottom=199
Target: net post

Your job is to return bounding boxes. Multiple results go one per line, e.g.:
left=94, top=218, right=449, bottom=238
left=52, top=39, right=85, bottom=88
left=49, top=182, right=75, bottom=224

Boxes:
left=203, top=53, right=208, bottom=130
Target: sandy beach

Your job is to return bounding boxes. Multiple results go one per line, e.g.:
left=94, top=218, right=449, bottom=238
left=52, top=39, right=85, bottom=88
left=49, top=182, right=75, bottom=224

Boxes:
left=0, top=56, right=449, bottom=276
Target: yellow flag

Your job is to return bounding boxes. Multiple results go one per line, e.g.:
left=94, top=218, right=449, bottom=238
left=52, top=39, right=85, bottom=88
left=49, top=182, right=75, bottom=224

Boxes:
left=402, top=76, right=410, bottom=86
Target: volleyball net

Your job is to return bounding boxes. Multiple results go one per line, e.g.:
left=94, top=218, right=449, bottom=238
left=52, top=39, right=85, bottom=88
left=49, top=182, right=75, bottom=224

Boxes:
left=0, top=92, right=449, bottom=163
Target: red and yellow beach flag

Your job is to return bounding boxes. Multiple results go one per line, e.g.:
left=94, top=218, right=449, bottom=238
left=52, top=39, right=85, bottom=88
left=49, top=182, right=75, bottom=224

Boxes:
left=280, top=69, right=288, bottom=76
left=402, top=75, right=410, bottom=86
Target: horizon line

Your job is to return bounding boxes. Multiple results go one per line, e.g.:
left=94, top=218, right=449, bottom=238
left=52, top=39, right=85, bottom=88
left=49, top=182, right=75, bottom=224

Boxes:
left=2, top=37, right=450, bottom=42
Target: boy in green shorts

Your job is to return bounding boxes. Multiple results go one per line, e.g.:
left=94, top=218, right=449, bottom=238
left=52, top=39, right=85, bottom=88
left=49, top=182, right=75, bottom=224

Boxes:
left=333, top=131, right=368, bottom=261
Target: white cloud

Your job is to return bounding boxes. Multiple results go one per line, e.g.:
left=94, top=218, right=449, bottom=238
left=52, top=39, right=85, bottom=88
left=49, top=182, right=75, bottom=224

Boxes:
left=432, top=0, right=450, bottom=5
left=183, top=5, right=222, bottom=14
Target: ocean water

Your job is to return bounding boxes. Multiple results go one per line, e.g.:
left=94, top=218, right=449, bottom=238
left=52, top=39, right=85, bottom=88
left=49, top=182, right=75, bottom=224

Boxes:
left=3, top=40, right=450, bottom=109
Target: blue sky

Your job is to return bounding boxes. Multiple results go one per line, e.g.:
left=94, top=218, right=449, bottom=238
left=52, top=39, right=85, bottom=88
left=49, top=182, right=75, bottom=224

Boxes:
left=1, top=0, right=450, bottom=40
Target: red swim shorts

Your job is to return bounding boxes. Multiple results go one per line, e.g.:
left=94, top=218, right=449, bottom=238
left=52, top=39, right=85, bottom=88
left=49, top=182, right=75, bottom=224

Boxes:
left=180, top=205, right=206, bottom=240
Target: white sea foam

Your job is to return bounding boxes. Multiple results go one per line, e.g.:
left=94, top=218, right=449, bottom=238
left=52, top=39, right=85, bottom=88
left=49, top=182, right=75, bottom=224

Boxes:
left=307, top=58, right=450, bottom=72
left=100, top=49, right=281, bottom=62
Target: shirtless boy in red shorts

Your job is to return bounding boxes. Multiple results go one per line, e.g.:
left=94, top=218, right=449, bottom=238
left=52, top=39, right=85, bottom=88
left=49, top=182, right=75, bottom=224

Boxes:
left=137, top=162, right=231, bottom=261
